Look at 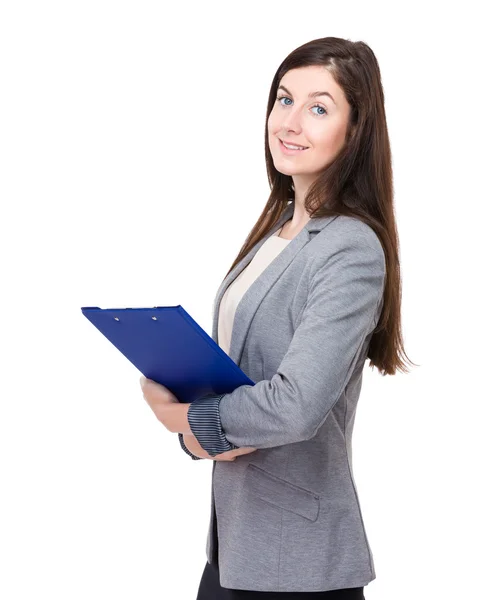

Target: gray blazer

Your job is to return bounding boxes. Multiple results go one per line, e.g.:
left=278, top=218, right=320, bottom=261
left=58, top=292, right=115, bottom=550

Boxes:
left=202, top=202, right=385, bottom=593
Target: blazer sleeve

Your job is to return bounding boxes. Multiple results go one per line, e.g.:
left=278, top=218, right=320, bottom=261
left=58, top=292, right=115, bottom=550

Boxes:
left=187, top=234, right=386, bottom=454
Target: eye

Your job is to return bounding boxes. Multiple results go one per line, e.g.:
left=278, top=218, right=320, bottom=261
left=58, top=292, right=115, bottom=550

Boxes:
left=312, top=105, right=328, bottom=116
left=276, top=95, right=328, bottom=116
left=277, top=95, right=292, bottom=107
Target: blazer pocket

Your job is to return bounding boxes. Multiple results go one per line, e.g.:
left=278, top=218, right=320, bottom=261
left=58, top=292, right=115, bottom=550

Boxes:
left=246, top=464, right=320, bottom=522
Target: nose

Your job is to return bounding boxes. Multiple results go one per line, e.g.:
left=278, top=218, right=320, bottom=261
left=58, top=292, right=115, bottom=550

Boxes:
left=281, top=105, right=303, bottom=134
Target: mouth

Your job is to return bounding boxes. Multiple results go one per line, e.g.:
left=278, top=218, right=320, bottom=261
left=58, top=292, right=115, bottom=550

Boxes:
left=278, top=139, right=309, bottom=153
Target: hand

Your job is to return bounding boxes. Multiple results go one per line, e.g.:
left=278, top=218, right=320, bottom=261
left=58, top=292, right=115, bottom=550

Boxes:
left=140, top=376, right=187, bottom=432
left=182, top=433, right=233, bottom=460
left=220, top=446, right=258, bottom=459
left=139, top=376, right=258, bottom=459
left=182, top=434, right=257, bottom=461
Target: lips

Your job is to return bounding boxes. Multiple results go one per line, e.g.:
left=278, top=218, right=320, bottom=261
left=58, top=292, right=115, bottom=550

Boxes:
left=278, top=139, right=309, bottom=155
left=280, top=139, right=309, bottom=149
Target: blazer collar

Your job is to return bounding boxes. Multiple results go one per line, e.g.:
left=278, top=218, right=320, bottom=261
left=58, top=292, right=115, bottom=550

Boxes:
left=211, top=202, right=339, bottom=366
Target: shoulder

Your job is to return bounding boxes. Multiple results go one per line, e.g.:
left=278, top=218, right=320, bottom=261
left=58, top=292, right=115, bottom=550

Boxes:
left=302, top=216, right=386, bottom=293
left=330, top=215, right=383, bottom=252
left=312, top=215, right=384, bottom=265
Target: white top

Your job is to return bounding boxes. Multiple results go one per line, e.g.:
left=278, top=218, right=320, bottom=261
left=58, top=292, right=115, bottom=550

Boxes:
left=218, top=227, right=291, bottom=355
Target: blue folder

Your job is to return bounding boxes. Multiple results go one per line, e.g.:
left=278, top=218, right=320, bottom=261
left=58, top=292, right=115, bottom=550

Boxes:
left=81, top=305, right=255, bottom=404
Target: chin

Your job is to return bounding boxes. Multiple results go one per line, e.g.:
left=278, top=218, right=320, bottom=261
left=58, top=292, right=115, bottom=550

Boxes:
left=274, top=164, right=297, bottom=177
left=271, top=157, right=295, bottom=175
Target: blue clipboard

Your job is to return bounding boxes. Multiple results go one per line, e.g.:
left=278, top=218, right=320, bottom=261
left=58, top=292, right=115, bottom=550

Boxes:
left=81, top=305, right=255, bottom=403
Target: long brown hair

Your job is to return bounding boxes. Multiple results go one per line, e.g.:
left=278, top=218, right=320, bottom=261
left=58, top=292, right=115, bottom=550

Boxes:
left=223, top=36, right=416, bottom=377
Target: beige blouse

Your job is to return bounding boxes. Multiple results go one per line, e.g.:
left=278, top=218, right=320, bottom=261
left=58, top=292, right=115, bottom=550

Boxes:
left=218, top=226, right=291, bottom=355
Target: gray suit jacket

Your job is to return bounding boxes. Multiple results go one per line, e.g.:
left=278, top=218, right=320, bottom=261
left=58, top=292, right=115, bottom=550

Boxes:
left=202, top=202, right=385, bottom=592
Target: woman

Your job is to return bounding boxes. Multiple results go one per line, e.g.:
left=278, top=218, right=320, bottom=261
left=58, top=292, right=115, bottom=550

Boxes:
left=144, top=36, right=415, bottom=599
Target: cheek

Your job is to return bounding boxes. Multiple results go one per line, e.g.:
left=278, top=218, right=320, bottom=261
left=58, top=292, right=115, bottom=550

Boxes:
left=314, top=126, right=344, bottom=155
left=267, top=114, right=280, bottom=149
left=304, top=131, right=344, bottom=169
left=267, top=112, right=277, bottom=134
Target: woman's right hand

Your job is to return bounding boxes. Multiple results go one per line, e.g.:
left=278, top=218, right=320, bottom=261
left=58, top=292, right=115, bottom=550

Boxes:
left=182, top=433, right=257, bottom=461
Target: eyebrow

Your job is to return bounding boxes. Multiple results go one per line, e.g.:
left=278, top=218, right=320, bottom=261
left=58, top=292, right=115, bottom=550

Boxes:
left=277, top=84, right=336, bottom=106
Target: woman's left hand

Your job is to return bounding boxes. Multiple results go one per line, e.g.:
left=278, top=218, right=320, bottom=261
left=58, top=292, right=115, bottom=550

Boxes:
left=140, top=375, right=189, bottom=432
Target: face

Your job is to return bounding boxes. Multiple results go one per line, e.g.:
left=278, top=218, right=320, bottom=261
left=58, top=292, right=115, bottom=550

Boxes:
left=268, top=65, right=352, bottom=183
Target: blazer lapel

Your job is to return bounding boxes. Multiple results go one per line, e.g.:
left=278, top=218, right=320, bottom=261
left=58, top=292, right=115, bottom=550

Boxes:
left=211, top=202, right=339, bottom=366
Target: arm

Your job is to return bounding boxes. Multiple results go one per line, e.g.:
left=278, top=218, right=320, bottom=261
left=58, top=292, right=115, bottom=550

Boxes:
left=178, top=433, right=205, bottom=460
left=187, top=233, right=386, bottom=454
left=178, top=432, right=256, bottom=461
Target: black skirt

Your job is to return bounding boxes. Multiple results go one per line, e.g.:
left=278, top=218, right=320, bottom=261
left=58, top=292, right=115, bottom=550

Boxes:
left=195, top=507, right=366, bottom=600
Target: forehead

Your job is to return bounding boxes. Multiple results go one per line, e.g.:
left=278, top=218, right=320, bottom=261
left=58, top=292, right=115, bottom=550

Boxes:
left=279, top=66, right=344, bottom=105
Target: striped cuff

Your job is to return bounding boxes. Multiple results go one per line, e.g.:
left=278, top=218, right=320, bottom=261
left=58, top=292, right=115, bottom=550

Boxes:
left=178, top=433, right=203, bottom=460
left=187, top=394, right=239, bottom=457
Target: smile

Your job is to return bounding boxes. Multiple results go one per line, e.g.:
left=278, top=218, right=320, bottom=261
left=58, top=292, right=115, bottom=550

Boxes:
left=279, top=139, right=309, bottom=155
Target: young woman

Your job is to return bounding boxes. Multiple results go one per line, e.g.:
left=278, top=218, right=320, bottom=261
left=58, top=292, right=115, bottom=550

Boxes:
left=149, top=35, right=414, bottom=599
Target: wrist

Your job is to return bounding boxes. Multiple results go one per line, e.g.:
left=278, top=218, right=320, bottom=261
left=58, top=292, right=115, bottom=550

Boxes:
left=164, top=402, right=193, bottom=434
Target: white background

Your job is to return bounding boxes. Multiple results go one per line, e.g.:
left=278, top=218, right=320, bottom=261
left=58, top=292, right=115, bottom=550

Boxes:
left=1, top=1, right=495, bottom=599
